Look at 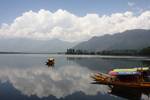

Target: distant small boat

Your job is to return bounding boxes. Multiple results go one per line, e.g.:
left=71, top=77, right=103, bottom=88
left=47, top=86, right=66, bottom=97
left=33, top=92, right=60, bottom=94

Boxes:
left=46, top=58, right=55, bottom=66
left=91, top=67, right=150, bottom=88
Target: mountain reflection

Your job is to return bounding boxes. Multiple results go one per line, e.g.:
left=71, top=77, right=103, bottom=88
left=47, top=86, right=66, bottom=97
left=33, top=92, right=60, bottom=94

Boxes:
left=0, top=65, right=108, bottom=99
left=67, top=56, right=150, bottom=73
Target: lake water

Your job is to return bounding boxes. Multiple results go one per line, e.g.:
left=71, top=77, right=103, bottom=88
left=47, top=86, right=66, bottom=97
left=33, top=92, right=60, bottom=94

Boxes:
left=0, top=54, right=150, bottom=100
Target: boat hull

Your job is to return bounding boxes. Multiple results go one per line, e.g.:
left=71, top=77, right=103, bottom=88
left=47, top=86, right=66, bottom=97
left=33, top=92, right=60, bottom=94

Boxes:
left=91, top=73, right=150, bottom=88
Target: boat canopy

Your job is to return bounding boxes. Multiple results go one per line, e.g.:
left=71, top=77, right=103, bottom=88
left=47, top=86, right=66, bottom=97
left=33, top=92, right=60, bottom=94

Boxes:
left=108, top=67, right=149, bottom=76
left=48, top=58, right=54, bottom=60
left=108, top=71, right=141, bottom=76
left=113, top=67, right=149, bottom=72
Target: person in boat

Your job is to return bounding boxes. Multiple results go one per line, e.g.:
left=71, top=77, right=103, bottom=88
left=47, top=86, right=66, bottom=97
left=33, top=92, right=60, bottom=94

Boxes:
left=46, top=58, right=55, bottom=66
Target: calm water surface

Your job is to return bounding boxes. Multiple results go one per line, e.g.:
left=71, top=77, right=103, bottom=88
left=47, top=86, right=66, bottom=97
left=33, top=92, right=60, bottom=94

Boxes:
left=0, top=54, right=150, bottom=100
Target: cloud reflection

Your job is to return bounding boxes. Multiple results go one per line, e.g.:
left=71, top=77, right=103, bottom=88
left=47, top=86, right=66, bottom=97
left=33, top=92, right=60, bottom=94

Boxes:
left=0, top=65, right=108, bottom=98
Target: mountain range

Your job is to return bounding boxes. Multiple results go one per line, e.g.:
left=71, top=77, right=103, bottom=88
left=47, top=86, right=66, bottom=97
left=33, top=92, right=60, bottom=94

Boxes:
left=74, top=29, right=150, bottom=51
left=0, top=29, right=150, bottom=53
left=0, top=38, right=77, bottom=53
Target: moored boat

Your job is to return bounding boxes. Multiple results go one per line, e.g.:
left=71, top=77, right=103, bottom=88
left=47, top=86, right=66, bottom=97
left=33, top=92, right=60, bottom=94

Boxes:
left=91, top=67, right=150, bottom=88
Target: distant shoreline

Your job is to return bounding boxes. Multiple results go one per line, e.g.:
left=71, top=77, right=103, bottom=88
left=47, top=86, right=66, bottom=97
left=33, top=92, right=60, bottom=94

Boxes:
left=0, top=52, right=58, bottom=54
left=0, top=52, right=150, bottom=58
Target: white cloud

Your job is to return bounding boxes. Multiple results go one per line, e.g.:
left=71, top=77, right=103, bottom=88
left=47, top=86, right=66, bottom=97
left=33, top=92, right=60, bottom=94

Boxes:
left=128, top=2, right=135, bottom=7
left=1, top=9, right=150, bottom=42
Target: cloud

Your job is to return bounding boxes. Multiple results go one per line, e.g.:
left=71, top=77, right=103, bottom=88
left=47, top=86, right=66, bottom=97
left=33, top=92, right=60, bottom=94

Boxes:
left=0, top=65, right=108, bottom=98
left=128, top=2, right=135, bottom=7
left=0, top=9, right=150, bottom=42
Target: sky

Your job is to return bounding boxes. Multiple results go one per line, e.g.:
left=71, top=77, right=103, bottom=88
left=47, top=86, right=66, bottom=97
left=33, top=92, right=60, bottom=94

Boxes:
left=0, top=0, right=150, bottom=42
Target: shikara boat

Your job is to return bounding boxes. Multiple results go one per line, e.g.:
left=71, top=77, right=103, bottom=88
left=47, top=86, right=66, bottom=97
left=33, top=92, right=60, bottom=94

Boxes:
left=91, top=67, right=150, bottom=88
left=46, top=58, right=55, bottom=66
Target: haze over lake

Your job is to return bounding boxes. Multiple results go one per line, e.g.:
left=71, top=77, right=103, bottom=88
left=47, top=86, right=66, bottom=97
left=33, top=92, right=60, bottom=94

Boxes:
left=0, top=54, right=149, bottom=100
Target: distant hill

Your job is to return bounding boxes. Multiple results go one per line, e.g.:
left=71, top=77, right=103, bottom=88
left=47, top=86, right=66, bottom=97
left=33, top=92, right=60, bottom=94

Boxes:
left=74, top=29, right=150, bottom=51
left=0, top=38, right=77, bottom=53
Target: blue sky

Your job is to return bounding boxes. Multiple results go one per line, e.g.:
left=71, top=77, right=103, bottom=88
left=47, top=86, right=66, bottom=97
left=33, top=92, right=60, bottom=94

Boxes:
left=0, top=0, right=150, bottom=42
left=1, top=0, right=150, bottom=24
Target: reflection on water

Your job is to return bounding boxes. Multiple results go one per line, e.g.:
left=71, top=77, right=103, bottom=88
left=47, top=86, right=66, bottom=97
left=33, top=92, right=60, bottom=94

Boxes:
left=67, top=56, right=150, bottom=100
left=0, top=65, right=109, bottom=98
left=67, top=56, right=148, bottom=73
left=0, top=54, right=149, bottom=100
left=109, top=86, right=150, bottom=100
left=142, top=61, right=150, bottom=66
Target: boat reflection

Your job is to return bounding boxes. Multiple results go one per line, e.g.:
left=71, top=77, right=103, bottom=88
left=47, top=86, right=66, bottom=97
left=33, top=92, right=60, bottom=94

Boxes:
left=45, top=62, right=54, bottom=68
left=108, top=86, right=150, bottom=100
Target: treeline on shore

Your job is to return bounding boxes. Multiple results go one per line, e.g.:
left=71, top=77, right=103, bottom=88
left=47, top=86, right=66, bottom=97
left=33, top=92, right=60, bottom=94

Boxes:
left=66, top=47, right=150, bottom=56
left=0, top=52, right=56, bottom=54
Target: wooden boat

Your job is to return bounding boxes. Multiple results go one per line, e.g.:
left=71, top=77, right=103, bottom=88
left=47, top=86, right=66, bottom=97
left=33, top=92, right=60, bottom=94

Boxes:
left=46, top=58, right=55, bottom=66
left=91, top=67, right=150, bottom=88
